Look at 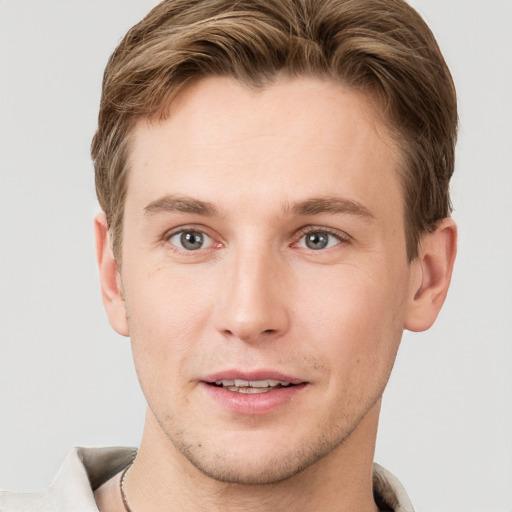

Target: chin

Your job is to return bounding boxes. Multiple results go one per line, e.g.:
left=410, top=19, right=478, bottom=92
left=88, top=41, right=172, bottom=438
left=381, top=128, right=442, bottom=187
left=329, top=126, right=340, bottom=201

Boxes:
left=183, top=448, right=321, bottom=485
left=169, top=427, right=350, bottom=486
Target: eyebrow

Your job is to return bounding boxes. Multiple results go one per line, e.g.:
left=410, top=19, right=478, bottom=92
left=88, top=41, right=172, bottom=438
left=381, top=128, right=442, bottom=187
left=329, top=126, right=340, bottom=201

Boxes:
left=144, top=195, right=218, bottom=216
left=143, top=194, right=375, bottom=220
left=289, top=197, right=375, bottom=219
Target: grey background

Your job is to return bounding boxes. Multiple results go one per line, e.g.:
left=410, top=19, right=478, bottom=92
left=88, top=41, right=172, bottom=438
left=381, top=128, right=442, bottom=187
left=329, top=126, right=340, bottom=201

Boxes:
left=1, top=1, right=511, bottom=511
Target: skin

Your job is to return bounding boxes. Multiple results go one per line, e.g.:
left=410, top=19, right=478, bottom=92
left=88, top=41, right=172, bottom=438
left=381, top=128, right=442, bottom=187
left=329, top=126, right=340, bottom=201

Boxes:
left=94, top=76, right=456, bottom=512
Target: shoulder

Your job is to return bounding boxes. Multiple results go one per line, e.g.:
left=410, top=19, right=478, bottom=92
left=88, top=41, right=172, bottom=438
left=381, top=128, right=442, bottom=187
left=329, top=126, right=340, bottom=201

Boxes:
left=373, top=462, right=415, bottom=512
left=0, top=447, right=136, bottom=512
left=0, top=489, right=53, bottom=512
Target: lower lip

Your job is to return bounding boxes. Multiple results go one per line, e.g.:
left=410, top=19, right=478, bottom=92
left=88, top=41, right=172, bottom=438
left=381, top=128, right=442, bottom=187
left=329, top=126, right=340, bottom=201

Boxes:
left=201, top=382, right=307, bottom=415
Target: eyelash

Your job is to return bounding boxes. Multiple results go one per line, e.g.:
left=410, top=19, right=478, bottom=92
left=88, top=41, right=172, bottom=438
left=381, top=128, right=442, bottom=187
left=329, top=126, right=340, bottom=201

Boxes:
left=164, top=225, right=219, bottom=254
left=293, top=226, right=351, bottom=251
left=163, top=225, right=351, bottom=254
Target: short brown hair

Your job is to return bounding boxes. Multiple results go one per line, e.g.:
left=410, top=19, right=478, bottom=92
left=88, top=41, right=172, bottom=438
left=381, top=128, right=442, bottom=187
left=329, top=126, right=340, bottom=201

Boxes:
left=91, top=0, right=457, bottom=261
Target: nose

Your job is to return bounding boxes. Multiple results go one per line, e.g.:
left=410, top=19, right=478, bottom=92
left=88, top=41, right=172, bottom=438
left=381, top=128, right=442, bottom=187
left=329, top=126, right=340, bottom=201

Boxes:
left=213, top=246, right=291, bottom=343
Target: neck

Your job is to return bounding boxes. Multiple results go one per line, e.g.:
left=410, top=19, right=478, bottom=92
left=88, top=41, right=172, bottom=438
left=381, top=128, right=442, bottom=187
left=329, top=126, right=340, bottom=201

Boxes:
left=124, top=405, right=381, bottom=512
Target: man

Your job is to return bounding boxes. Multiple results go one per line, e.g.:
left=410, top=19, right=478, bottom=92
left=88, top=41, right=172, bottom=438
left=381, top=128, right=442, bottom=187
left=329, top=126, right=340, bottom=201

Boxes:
left=0, top=0, right=457, bottom=510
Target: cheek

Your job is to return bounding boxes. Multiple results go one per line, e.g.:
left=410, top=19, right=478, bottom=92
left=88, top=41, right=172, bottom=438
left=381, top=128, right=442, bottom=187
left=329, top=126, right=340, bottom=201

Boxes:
left=125, top=260, right=213, bottom=329
left=295, top=265, right=407, bottom=376
left=122, top=266, right=216, bottom=386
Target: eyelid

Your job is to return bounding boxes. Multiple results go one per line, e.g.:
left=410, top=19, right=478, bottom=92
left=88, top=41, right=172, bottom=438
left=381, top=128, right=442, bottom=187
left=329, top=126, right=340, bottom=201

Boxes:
left=160, top=224, right=351, bottom=253
left=293, top=225, right=352, bottom=248
left=169, top=230, right=213, bottom=250
left=163, top=224, right=222, bottom=252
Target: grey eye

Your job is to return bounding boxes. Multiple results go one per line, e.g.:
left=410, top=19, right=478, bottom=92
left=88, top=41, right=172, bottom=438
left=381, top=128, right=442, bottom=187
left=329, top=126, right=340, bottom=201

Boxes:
left=169, top=230, right=211, bottom=251
left=305, top=232, right=328, bottom=250
left=299, top=231, right=340, bottom=250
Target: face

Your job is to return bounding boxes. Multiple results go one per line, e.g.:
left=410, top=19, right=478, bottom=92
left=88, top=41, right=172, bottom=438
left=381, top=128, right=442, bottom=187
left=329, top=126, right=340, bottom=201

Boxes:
left=114, top=76, right=421, bottom=484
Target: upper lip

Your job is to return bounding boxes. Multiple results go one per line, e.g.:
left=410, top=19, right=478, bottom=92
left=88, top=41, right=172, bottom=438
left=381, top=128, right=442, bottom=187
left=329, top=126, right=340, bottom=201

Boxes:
left=202, top=370, right=306, bottom=385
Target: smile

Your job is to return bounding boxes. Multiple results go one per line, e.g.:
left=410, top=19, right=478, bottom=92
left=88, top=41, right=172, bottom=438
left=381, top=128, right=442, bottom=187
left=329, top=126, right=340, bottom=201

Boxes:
left=202, top=372, right=307, bottom=414
left=213, top=379, right=293, bottom=394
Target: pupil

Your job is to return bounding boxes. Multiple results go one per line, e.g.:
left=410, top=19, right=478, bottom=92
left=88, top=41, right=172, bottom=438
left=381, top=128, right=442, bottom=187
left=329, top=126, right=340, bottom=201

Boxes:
left=306, top=232, right=328, bottom=250
left=181, top=231, right=203, bottom=250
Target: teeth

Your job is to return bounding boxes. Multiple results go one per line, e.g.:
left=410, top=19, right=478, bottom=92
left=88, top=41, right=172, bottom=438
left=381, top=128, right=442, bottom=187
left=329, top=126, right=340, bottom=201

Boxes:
left=215, top=379, right=235, bottom=386
left=226, top=386, right=272, bottom=394
left=214, top=379, right=292, bottom=389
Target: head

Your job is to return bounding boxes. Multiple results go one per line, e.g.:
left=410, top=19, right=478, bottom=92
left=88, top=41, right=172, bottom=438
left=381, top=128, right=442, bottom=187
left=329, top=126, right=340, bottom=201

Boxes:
left=92, top=0, right=457, bottom=489
left=92, top=0, right=457, bottom=264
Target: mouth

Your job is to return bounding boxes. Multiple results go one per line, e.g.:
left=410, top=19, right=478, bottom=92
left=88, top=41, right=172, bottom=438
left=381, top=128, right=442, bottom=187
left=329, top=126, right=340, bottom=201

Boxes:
left=202, top=372, right=308, bottom=414
left=210, top=379, right=295, bottom=394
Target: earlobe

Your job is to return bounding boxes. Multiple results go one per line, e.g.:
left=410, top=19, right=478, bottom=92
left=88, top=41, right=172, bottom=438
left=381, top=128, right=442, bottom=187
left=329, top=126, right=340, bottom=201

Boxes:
left=94, top=212, right=130, bottom=337
left=404, top=218, right=457, bottom=332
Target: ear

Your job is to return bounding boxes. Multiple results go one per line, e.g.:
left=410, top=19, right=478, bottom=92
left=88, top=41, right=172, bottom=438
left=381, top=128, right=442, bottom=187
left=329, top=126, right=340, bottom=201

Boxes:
left=404, top=218, right=457, bottom=332
left=94, top=212, right=129, bottom=337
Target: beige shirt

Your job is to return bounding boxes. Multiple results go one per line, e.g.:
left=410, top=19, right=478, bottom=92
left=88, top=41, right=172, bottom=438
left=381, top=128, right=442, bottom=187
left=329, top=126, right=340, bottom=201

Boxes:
left=0, top=447, right=414, bottom=511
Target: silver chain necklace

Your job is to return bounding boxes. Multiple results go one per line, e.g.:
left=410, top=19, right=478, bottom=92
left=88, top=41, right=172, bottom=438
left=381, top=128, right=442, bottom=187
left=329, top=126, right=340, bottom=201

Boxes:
left=120, top=463, right=134, bottom=512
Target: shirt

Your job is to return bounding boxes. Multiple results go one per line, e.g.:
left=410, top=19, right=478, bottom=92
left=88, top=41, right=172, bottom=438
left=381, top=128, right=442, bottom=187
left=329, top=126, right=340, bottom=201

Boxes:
left=0, top=447, right=415, bottom=511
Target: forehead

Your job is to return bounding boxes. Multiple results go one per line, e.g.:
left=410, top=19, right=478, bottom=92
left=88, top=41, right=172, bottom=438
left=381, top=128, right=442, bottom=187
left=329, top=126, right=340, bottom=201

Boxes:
left=127, top=75, right=402, bottom=217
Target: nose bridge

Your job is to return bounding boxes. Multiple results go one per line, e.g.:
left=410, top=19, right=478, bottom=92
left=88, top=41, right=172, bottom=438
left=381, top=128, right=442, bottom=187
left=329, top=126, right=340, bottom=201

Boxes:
left=215, top=238, right=289, bottom=342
